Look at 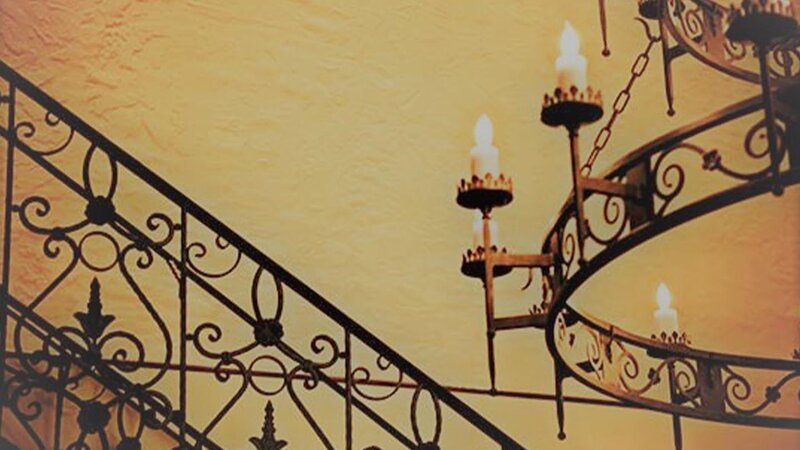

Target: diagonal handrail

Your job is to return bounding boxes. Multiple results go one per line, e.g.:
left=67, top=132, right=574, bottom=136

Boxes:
left=0, top=58, right=524, bottom=449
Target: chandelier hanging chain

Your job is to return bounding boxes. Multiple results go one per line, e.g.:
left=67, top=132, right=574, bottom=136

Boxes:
left=582, top=18, right=661, bottom=176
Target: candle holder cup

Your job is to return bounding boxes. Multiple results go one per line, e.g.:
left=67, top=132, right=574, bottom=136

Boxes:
left=646, top=331, right=691, bottom=358
left=461, top=246, right=514, bottom=279
left=638, top=0, right=662, bottom=20
left=725, top=0, right=797, bottom=45
left=457, top=173, right=514, bottom=211
left=541, top=85, right=604, bottom=130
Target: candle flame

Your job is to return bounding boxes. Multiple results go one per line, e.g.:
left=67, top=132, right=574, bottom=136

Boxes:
left=474, top=114, right=493, bottom=147
left=559, top=21, right=580, bottom=56
left=656, top=282, right=672, bottom=310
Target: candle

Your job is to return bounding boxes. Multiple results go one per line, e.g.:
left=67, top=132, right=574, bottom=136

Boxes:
left=470, top=114, right=500, bottom=179
left=653, top=282, right=679, bottom=336
left=555, top=21, right=588, bottom=91
left=472, top=210, right=500, bottom=249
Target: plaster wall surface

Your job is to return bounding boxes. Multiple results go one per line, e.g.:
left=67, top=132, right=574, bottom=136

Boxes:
left=0, top=1, right=798, bottom=448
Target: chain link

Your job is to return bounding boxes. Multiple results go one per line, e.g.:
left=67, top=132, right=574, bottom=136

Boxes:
left=582, top=19, right=662, bottom=176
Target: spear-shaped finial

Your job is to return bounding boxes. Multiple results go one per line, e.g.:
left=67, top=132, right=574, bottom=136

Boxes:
left=249, top=401, right=287, bottom=450
left=74, top=278, right=115, bottom=341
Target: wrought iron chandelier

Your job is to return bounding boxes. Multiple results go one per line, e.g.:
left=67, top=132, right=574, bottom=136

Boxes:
left=456, top=0, right=799, bottom=448
left=0, top=0, right=798, bottom=449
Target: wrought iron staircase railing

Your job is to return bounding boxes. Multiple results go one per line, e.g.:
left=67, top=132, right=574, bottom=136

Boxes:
left=0, top=59, right=525, bottom=449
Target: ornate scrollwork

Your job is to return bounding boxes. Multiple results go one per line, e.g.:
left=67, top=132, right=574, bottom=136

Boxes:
left=281, top=334, right=345, bottom=449
left=4, top=298, right=181, bottom=450
left=352, top=354, right=405, bottom=401
left=770, top=40, right=800, bottom=77
left=16, top=195, right=88, bottom=237
left=144, top=212, right=179, bottom=248
left=648, top=113, right=784, bottom=217
left=665, top=0, right=800, bottom=83
left=670, top=0, right=706, bottom=41
left=14, top=110, right=76, bottom=156
left=586, top=189, right=629, bottom=246
left=63, top=280, right=140, bottom=369
left=651, top=146, right=687, bottom=216
left=722, top=366, right=800, bottom=416
left=553, top=308, right=800, bottom=427
left=187, top=234, right=243, bottom=279
left=117, top=242, right=173, bottom=388
left=557, top=217, right=579, bottom=279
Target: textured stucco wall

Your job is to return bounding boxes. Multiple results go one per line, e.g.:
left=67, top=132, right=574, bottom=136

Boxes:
left=1, top=1, right=798, bottom=449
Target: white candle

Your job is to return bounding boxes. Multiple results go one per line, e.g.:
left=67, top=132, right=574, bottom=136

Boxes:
left=469, top=114, right=500, bottom=179
left=653, top=282, right=679, bottom=336
left=555, top=21, right=588, bottom=91
left=472, top=210, right=500, bottom=249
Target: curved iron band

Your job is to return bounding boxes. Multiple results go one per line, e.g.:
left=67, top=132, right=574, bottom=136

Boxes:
left=661, top=0, right=798, bottom=86
left=548, top=169, right=800, bottom=427
left=540, top=91, right=800, bottom=427
left=559, top=306, right=800, bottom=428
left=570, top=306, right=800, bottom=372
left=541, top=91, right=764, bottom=244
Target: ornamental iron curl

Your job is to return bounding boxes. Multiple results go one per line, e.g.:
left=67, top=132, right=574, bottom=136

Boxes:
left=14, top=110, right=76, bottom=156
left=351, top=354, right=405, bottom=402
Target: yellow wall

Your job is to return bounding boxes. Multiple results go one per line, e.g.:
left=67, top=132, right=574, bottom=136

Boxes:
left=1, top=0, right=798, bottom=448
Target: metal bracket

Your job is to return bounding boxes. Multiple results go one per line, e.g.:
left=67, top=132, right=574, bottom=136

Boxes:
left=493, top=252, right=554, bottom=268
left=581, top=176, right=642, bottom=199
